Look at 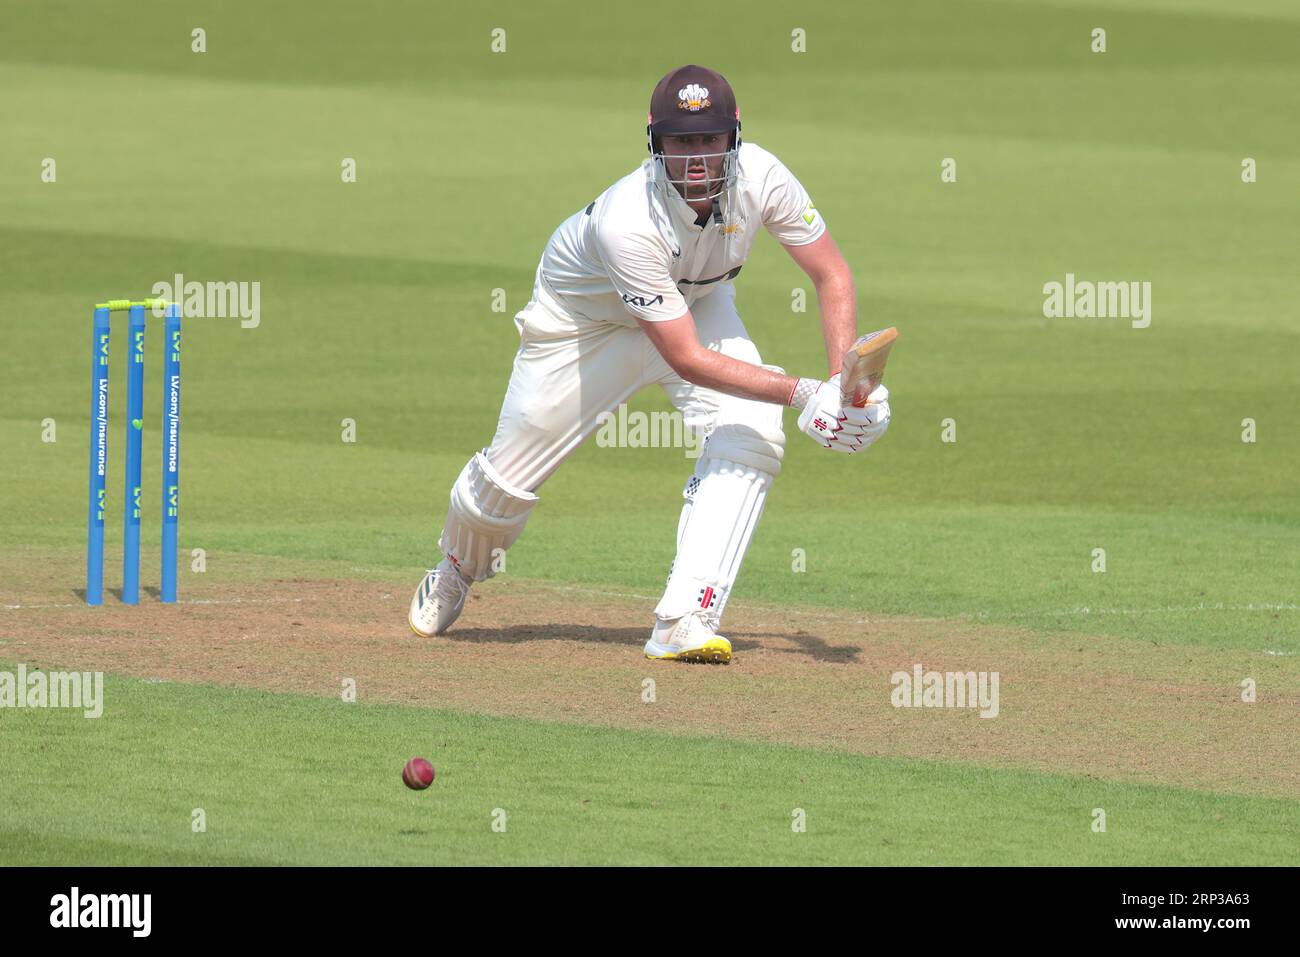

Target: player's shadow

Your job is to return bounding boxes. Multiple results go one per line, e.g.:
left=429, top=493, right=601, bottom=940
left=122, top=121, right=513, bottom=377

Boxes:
left=447, top=624, right=859, bottom=663
left=70, top=586, right=162, bottom=602
left=738, top=630, right=861, bottom=663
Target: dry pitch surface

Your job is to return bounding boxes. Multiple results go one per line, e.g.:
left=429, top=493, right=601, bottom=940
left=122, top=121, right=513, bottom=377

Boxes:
left=5, top=566, right=1295, bottom=802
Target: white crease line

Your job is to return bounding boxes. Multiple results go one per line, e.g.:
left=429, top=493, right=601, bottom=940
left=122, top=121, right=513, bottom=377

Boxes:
left=3, top=602, right=84, bottom=610
left=184, top=597, right=304, bottom=606
left=990, top=603, right=1300, bottom=619
left=535, top=585, right=1298, bottom=630
left=4, top=597, right=306, bottom=610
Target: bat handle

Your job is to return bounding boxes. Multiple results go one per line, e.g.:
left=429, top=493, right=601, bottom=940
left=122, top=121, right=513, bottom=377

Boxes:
left=847, top=376, right=880, bottom=408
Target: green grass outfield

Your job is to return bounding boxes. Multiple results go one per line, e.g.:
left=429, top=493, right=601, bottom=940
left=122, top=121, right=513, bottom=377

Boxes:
left=3, top=672, right=1295, bottom=866
left=1, top=0, right=1297, bottom=864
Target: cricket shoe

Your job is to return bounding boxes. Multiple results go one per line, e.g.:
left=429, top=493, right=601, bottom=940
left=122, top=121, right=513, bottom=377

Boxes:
left=408, top=558, right=472, bottom=637
left=644, top=610, right=732, bottom=664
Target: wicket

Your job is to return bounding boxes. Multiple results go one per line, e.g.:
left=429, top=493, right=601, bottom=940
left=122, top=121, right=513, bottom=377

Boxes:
left=86, top=299, right=182, bottom=606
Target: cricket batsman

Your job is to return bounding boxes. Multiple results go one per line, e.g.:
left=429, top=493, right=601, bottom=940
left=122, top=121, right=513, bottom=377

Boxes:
left=409, top=64, right=891, bottom=663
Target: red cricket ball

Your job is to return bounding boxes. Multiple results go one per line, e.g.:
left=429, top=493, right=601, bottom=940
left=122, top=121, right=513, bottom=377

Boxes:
left=402, top=757, right=435, bottom=790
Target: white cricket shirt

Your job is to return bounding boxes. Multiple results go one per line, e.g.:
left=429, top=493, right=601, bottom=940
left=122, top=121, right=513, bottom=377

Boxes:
left=536, top=142, right=825, bottom=327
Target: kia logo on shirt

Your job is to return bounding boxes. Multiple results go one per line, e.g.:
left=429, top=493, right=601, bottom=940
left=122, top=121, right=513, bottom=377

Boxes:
left=622, top=292, right=665, bottom=308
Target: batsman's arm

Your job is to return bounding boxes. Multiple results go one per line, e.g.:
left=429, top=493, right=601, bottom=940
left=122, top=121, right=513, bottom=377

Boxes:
left=637, top=312, right=807, bottom=406
left=781, top=231, right=857, bottom=377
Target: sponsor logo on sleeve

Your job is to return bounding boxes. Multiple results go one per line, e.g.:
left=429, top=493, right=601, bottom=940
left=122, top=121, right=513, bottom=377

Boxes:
left=622, top=292, right=665, bottom=308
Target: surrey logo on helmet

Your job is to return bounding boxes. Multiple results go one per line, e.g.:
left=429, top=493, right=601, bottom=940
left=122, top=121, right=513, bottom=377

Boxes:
left=677, top=84, right=711, bottom=112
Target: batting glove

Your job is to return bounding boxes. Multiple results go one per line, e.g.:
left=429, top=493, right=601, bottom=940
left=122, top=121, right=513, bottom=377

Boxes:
left=797, top=375, right=891, bottom=453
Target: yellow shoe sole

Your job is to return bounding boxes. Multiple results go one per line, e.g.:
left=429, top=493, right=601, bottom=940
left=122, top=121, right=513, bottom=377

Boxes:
left=645, top=637, right=732, bottom=664
left=407, top=610, right=436, bottom=639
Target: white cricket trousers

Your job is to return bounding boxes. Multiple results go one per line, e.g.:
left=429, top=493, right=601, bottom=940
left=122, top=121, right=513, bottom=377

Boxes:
left=467, top=277, right=784, bottom=626
left=487, top=282, right=769, bottom=484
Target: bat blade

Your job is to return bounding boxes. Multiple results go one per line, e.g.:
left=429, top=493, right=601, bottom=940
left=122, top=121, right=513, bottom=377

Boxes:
left=840, top=327, right=898, bottom=407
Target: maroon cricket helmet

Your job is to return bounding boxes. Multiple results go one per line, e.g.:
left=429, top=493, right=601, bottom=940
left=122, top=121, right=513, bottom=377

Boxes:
left=646, top=64, right=741, bottom=151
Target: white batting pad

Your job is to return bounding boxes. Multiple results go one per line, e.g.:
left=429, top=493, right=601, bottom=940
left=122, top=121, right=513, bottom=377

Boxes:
left=438, top=451, right=539, bottom=581
left=655, top=416, right=783, bottom=627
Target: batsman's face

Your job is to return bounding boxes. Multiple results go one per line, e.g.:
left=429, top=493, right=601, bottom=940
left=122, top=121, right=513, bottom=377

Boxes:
left=660, top=133, right=728, bottom=200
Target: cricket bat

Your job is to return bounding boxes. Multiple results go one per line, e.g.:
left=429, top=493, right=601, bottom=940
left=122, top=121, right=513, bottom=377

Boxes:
left=840, top=327, right=898, bottom=407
